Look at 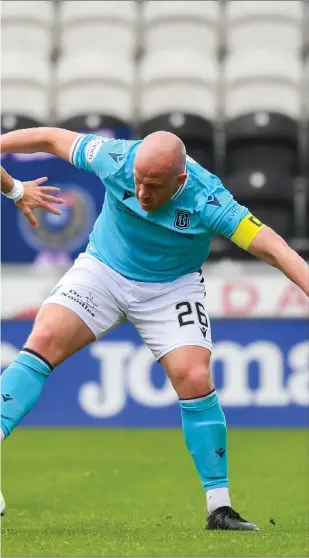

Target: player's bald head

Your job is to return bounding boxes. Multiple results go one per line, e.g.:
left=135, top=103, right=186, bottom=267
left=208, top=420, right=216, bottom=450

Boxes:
left=134, top=131, right=188, bottom=211
left=135, top=131, right=186, bottom=178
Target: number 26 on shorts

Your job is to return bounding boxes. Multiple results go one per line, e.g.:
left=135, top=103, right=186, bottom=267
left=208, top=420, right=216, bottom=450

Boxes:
left=175, top=301, right=209, bottom=328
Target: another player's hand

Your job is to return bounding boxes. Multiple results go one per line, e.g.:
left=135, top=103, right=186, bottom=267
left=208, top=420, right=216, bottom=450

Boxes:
left=16, top=177, right=64, bottom=228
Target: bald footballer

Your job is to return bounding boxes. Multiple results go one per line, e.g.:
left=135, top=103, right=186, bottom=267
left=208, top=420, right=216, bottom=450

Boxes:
left=1, top=128, right=309, bottom=530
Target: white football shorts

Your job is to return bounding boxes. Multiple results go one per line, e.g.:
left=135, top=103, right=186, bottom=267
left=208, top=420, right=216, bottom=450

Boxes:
left=42, top=253, right=212, bottom=360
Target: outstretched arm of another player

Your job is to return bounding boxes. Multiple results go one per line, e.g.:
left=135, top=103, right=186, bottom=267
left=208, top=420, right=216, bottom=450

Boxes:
left=247, top=226, right=309, bottom=297
left=1, top=165, right=64, bottom=228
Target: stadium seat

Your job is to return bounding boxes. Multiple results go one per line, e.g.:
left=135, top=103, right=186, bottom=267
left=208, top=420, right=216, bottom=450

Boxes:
left=1, top=0, right=54, bottom=56
left=143, top=0, right=219, bottom=54
left=225, top=112, right=299, bottom=177
left=140, top=49, right=217, bottom=122
left=141, top=113, right=214, bottom=170
left=305, top=56, right=309, bottom=132
left=305, top=120, right=309, bottom=178
left=207, top=235, right=234, bottom=261
left=1, top=114, right=46, bottom=134
left=225, top=170, right=294, bottom=240
left=225, top=50, right=301, bottom=120
left=60, top=0, right=137, bottom=56
left=227, top=0, right=303, bottom=56
left=58, top=114, right=133, bottom=140
left=56, top=54, right=134, bottom=122
left=1, top=53, right=51, bottom=121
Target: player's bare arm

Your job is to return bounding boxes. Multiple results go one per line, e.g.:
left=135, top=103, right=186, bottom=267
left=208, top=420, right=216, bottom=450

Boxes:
left=1, top=165, right=64, bottom=229
left=248, top=226, right=309, bottom=297
left=228, top=213, right=309, bottom=297
left=0, top=127, right=78, bottom=162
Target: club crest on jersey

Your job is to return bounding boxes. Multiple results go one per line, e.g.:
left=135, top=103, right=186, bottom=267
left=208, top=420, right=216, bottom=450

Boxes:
left=174, top=210, right=190, bottom=230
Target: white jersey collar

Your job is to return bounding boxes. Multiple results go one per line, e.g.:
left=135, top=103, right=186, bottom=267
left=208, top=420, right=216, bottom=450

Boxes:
left=171, top=168, right=189, bottom=201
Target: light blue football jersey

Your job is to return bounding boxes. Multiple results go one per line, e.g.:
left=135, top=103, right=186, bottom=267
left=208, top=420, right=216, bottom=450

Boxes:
left=70, top=134, right=249, bottom=282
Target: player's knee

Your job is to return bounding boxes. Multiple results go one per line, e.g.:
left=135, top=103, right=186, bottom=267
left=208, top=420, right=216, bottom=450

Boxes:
left=26, top=326, right=59, bottom=353
left=173, top=363, right=212, bottom=398
left=25, top=323, right=66, bottom=364
left=186, top=364, right=212, bottom=392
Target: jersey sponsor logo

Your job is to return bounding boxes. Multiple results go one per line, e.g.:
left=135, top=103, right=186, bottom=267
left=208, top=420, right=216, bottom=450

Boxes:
left=116, top=200, right=194, bottom=238
left=86, top=139, right=106, bottom=162
left=174, top=210, right=190, bottom=230
left=60, top=289, right=98, bottom=317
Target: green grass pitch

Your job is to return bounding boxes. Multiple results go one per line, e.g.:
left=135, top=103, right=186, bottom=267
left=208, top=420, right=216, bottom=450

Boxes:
left=1, top=428, right=308, bottom=557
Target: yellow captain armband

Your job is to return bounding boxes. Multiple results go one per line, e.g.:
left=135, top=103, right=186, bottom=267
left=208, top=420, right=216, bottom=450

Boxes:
left=230, top=214, right=265, bottom=250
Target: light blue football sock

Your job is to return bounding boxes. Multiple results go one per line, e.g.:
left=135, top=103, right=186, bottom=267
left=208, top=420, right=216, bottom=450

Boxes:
left=1, top=348, right=52, bottom=438
left=180, top=391, right=228, bottom=491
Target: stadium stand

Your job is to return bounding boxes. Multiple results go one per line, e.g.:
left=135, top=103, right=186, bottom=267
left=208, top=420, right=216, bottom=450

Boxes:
left=140, top=1, right=219, bottom=170
left=59, top=0, right=137, bottom=57
left=1, top=115, right=44, bottom=135
left=225, top=171, right=294, bottom=238
left=57, top=114, right=134, bottom=140
left=142, top=0, right=219, bottom=54
left=226, top=0, right=302, bottom=56
left=1, top=0, right=53, bottom=125
left=139, top=48, right=217, bottom=169
left=1, top=0, right=54, bottom=56
left=224, top=50, right=301, bottom=121
left=224, top=0, right=302, bottom=173
left=56, top=0, right=136, bottom=137
left=220, top=0, right=305, bottom=260
left=1, top=53, right=51, bottom=125
left=225, top=113, right=299, bottom=178
left=56, top=53, right=135, bottom=124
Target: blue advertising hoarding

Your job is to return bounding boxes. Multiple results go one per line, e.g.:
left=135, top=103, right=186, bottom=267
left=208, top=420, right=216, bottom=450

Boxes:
left=1, top=152, right=105, bottom=263
left=1, top=319, right=308, bottom=428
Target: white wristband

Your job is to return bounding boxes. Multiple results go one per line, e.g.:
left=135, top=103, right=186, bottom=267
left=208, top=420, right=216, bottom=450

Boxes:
left=3, top=179, right=24, bottom=203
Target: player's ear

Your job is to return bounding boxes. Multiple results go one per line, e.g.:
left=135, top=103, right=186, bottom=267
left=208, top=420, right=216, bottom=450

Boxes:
left=177, top=172, right=187, bottom=186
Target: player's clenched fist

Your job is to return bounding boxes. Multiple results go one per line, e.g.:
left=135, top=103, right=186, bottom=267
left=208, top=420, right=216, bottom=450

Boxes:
left=1, top=166, right=64, bottom=228
left=15, top=177, right=64, bottom=228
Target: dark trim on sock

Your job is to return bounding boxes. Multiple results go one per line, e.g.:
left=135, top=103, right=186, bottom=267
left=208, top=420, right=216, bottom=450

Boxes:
left=179, top=388, right=215, bottom=401
left=22, top=348, right=54, bottom=371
